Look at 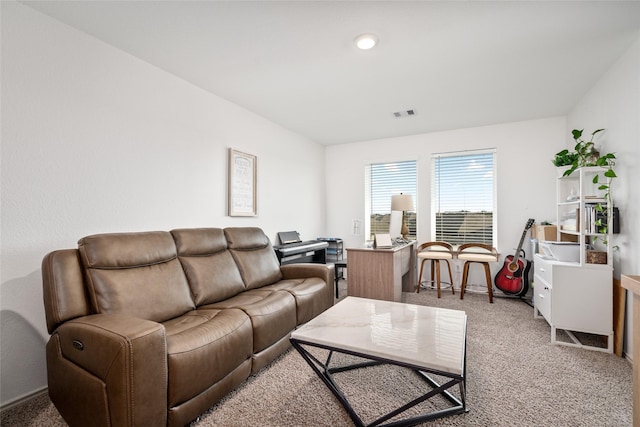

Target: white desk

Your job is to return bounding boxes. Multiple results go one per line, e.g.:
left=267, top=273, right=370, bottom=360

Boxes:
left=622, top=275, right=640, bottom=427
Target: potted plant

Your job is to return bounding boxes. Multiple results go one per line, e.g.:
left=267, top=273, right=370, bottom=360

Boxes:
left=555, top=128, right=616, bottom=186
left=561, top=128, right=604, bottom=176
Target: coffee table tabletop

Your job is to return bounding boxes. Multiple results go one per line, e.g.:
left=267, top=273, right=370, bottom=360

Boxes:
left=291, top=296, right=466, bottom=375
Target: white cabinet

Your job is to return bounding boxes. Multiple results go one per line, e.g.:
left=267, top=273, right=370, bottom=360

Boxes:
left=533, top=166, right=613, bottom=353
left=533, top=256, right=613, bottom=352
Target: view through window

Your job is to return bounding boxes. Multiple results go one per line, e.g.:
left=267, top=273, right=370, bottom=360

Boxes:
left=431, top=150, right=496, bottom=245
left=366, top=160, right=417, bottom=239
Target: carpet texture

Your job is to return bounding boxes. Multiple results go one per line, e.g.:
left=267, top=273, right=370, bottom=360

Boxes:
left=1, top=287, right=632, bottom=426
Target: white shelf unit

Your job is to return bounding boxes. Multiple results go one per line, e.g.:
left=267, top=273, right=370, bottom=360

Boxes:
left=533, top=166, right=613, bottom=353
left=556, top=166, right=613, bottom=267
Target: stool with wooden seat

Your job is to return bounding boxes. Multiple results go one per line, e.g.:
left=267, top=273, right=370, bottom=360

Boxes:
left=458, top=243, right=498, bottom=303
left=416, top=242, right=455, bottom=298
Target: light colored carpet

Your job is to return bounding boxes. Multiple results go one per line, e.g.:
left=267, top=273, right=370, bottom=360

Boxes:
left=1, top=286, right=632, bottom=426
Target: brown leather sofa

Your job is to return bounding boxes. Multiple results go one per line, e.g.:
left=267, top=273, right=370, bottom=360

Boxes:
left=42, top=227, right=334, bottom=426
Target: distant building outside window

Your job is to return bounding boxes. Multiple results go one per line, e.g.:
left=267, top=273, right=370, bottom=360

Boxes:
left=365, top=160, right=417, bottom=240
left=431, top=150, right=496, bottom=246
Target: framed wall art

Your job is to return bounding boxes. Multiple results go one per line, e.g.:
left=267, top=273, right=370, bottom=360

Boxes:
left=228, top=148, right=257, bottom=216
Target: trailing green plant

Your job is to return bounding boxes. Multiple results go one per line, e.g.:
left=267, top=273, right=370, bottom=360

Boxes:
left=592, top=151, right=616, bottom=239
left=552, top=149, right=578, bottom=167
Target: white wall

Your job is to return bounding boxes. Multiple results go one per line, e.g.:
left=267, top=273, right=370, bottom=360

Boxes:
left=325, top=117, right=567, bottom=258
left=0, top=2, right=326, bottom=406
left=567, top=34, right=640, bottom=357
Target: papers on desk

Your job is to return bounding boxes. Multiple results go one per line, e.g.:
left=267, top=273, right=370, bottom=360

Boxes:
left=374, top=233, right=393, bottom=248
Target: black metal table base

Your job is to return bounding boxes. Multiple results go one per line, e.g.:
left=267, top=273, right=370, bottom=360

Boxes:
left=291, top=340, right=467, bottom=427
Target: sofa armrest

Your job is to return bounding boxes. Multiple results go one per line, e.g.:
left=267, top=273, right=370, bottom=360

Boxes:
left=47, top=314, right=167, bottom=426
left=42, top=249, right=91, bottom=334
left=281, top=263, right=335, bottom=311
left=280, top=262, right=334, bottom=285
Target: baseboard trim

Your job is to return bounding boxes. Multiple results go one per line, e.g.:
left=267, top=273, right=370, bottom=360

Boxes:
left=0, top=387, right=48, bottom=413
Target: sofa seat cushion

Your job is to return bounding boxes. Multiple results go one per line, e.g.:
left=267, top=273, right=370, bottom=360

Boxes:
left=261, top=277, right=329, bottom=324
left=163, top=308, right=252, bottom=408
left=201, top=289, right=296, bottom=354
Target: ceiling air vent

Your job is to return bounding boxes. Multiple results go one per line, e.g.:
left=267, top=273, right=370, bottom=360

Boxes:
left=393, top=109, right=416, bottom=118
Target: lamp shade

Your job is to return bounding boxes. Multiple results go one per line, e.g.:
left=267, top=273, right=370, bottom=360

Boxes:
left=391, top=194, right=414, bottom=211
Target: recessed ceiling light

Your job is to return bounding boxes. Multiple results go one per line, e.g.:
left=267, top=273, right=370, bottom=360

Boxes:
left=354, top=33, right=378, bottom=50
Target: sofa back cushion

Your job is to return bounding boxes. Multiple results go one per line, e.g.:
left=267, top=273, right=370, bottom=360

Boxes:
left=171, top=228, right=246, bottom=306
left=78, top=231, right=195, bottom=323
left=224, top=227, right=283, bottom=290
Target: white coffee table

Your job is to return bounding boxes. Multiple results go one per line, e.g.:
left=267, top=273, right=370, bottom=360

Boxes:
left=290, top=296, right=467, bottom=427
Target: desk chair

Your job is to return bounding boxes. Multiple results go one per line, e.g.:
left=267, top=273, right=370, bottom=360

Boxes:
left=458, top=243, right=498, bottom=303
left=416, top=242, right=455, bottom=298
left=334, top=260, right=347, bottom=298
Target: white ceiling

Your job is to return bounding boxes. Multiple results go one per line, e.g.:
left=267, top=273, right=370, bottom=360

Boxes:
left=21, top=1, right=640, bottom=145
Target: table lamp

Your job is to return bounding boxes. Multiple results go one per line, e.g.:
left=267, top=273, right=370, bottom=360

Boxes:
left=391, top=193, right=414, bottom=240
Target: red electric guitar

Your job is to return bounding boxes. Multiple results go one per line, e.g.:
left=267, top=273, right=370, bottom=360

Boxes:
left=494, top=218, right=534, bottom=296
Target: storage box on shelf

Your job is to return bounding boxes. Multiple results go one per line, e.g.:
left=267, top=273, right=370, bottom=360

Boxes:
left=533, top=166, right=614, bottom=353
left=532, top=225, right=578, bottom=252
left=533, top=225, right=558, bottom=242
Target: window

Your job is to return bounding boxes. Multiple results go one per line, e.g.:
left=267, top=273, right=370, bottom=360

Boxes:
left=431, top=150, right=496, bottom=246
left=365, top=160, right=417, bottom=239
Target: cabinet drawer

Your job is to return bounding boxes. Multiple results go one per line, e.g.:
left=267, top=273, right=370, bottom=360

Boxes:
left=533, top=256, right=553, bottom=284
left=534, top=276, right=551, bottom=323
left=400, top=246, right=411, bottom=275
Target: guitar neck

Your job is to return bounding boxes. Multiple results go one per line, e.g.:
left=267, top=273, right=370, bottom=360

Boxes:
left=513, top=219, right=534, bottom=259
left=514, top=229, right=528, bottom=256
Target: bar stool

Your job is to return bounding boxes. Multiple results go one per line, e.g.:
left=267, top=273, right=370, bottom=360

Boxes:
left=416, top=242, right=455, bottom=298
left=458, top=243, right=498, bottom=303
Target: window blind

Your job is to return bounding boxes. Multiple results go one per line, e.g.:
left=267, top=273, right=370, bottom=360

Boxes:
left=431, top=151, right=496, bottom=245
left=366, top=161, right=417, bottom=239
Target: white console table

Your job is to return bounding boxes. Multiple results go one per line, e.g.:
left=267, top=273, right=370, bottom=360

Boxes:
left=622, top=274, right=640, bottom=426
